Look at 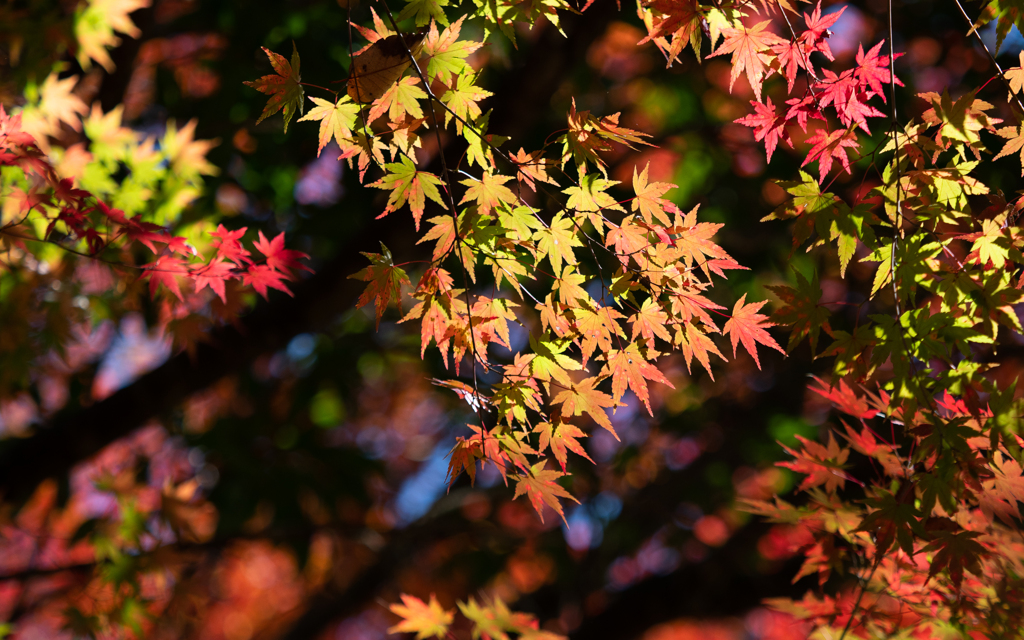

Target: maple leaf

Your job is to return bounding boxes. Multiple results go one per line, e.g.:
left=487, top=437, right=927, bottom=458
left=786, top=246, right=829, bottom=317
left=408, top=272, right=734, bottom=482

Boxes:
left=573, top=304, right=626, bottom=366
left=736, top=98, right=792, bottom=163
left=339, top=131, right=388, bottom=181
left=801, top=127, right=859, bottom=183
left=564, top=173, right=624, bottom=232
left=802, top=2, right=845, bottom=57
left=668, top=206, right=736, bottom=279
left=461, top=172, right=515, bottom=217
left=388, top=594, right=454, bottom=640
left=767, top=269, right=831, bottom=353
left=631, top=163, right=677, bottom=226
left=253, top=231, right=311, bottom=275
left=418, top=214, right=459, bottom=262
left=348, top=243, right=412, bottom=328
left=144, top=255, right=189, bottom=301
left=532, top=213, right=581, bottom=275
left=638, top=0, right=705, bottom=62
left=919, top=90, right=1001, bottom=154
left=367, top=76, right=427, bottom=124
left=561, top=100, right=650, bottom=176
left=527, top=333, right=582, bottom=389
left=74, top=0, right=150, bottom=72
left=535, top=421, right=593, bottom=471
left=536, top=295, right=573, bottom=337
left=243, top=263, right=293, bottom=298
left=244, top=44, right=305, bottom=133
left=161, top=119, right=218, bottom=180
left=421, top=17, right=482, bottom=83
left=552, top=376, right=617, bottom=436
left=854, top=40, right=902, bottom=101
left=676, top=322, right=725, bottom=380
left=511, top=148, right=557, bottom=192
left=779, top=434, right=851, bottom=494
left=994, top=125, right=1024, bottom=175
left=370, top=156, right=446, bottom=230
left=297, top=97, right=360, bottom=156
left=978, top=451, right=1024, bottom=525
left=211, top=224, right=251, bottom=265
left=1005, top=51, right=1024, bottom=100
left=513, top=462, right=578, bottom=523
left=441, top=75, right=493, bottom=134
left=723, top=294, right=785, bottom=369
left=922, top=529, right=986, bottom=590
left=630, top=298, right=673, bottom=345
left=553, top=265, right=591, bottom=309
left=192, top=258, right=236, bottom=303
left=398, top=0, right=449, bottom=26
left=602, top=342, right=674, bottom=415
left=708, top=20, right=784, bottom=102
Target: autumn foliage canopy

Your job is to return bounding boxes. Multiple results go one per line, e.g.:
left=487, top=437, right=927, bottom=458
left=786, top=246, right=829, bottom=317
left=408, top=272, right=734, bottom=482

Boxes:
left=2, top=0, right=1024, bottom=637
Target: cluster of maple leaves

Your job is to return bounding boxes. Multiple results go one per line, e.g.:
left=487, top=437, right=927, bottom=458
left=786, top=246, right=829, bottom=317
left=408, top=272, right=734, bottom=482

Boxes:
left=247, top=1, right=790, bottom=526
left=629, top=0, right=1024, bottom=635
left=0, top=105, right=309, bottom=324
left=229, top=0, right=1024, bottom=635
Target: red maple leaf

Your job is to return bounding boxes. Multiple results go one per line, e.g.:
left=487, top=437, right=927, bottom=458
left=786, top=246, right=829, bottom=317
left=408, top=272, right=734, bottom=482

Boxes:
left=801, top=127, right=859, bottom=183
left=192, top=257, right=236, bottom=303
left=243, top=263, right=293, bottom=298
left=854, top=40, right=903, bottom=101
left=736, top=97, right=792, bottom=163
left=253, top=231, right=311, bottom=275
left=771, top=39, right=811, bottom=93
left=211, top=224, right=251, bottom=265
left=144, top=254, right=189, bottom=301
left=802, top=3, right=845, bottom=61
left=723, top=294, right=785, bottom=369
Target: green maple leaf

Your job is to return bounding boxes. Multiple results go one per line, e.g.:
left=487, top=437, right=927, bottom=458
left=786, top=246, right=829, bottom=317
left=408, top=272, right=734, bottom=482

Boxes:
left=528, top=333, right=581, bottom=388
left=532, top=212, right=581, bottom=274
left=463, top=110, right=508, bottom=169
left=422, top=16, right=482, bottom=83
left=243, top=43, right=304, bottom=133
left=496, top=204, right=543, bottom=243
left=370, top=155, right=446, bottom=231
left=442, top=74, right=492, bottom=134
left=398, top=0, right=450, bottom=26
left=564, top=173, right=624, bottom=232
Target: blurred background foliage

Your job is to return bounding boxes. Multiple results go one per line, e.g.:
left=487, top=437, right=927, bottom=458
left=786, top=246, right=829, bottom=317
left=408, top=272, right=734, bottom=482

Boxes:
left=1, top=0, right=1021, bottom=638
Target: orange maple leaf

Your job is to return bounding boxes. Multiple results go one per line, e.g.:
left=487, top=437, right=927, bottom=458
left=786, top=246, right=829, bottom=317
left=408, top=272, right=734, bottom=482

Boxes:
left=602, top=342, right=674, bottom=415
left=388, top=594, right=455, bottom=640
left=535, top=421, right=594, bottom=471
left=632, top=163, right=677, bottom=226
left=708, top=20, right=784, bottom=102
left=348, top=243, right=412, bottom=328
left=513, top=462, right=578, bottom=523
left=723, top=294, right=785, bottom=369
left=552, top=376, right=617, bottom=437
